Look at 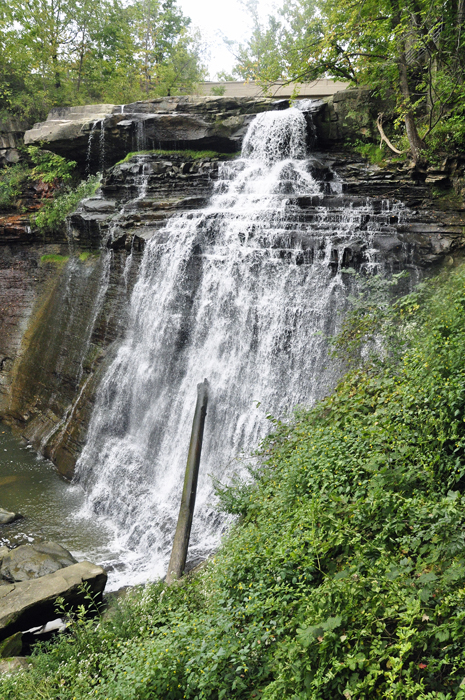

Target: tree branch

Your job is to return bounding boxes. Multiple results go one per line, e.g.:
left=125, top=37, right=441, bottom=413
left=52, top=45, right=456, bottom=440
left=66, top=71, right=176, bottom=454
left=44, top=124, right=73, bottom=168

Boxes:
left=376, top=113, right=407, bottom=155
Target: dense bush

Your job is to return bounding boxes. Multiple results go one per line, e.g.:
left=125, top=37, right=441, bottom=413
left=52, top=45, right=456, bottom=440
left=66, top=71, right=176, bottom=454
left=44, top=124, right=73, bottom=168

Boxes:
left=33, top=175, right=100, bottom=233
left=26, top=146, right=77, bottom=184
left=0, top=162, right=29, bottom=209
left=3, top=264, right=465, bottom=698
left=0, top=149, right=98, bottom=230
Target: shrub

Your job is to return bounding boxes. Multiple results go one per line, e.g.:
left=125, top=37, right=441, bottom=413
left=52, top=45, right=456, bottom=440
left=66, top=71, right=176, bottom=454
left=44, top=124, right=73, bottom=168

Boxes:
left=33, top=175, right=100, bottom=233
left=26, top=146, right=77, bottom=184
left=0, top=162, right=29, bottom=209
left=351, top=140, right=386, bottom=165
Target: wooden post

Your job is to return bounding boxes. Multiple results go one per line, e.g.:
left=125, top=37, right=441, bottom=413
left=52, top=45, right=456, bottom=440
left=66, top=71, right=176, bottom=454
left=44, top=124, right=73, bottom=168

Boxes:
left=166, top=379, right=209, bottom=585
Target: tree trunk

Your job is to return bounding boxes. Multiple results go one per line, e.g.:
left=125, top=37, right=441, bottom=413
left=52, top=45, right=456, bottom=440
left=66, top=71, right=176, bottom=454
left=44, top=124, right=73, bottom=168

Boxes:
left=398, top=57, right=425, bottom=161
left=166, top=380, right=209, bottom=585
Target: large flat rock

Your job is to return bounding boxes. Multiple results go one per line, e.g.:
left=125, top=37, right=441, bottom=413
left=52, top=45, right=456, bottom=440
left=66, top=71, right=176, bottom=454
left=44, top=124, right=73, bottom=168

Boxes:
left=23, top=96, right=285, bottom=171
left=0, top=561, right=107, bottom=641
left=0, top=541, right=77, bottom=582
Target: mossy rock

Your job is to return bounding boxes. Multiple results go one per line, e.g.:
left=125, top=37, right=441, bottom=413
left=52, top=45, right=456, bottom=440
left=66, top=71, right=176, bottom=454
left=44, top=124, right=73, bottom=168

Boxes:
left=0, top=632, right=22, bottom=659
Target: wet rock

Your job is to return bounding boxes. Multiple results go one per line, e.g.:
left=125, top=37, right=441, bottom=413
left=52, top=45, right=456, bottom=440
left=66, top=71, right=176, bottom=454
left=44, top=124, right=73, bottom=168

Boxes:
left=0, top=631, right=22, bottom=658
left=0, top=561, right=107, bottom=641
left=425, top=173, right=449, bottom=185
left=0, top=546, right=9, bottom=564
left=0, top=508, right=21, bottom=525
left=0, top=541, right=77, bottom=582
left=82, top=197, right=117, bottom=213
left=315, top=88, right=392, bottom=144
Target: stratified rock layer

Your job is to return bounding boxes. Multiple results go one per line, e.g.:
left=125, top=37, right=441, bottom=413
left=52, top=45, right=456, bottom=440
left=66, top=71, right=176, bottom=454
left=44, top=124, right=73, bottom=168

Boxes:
left=24, top=97, right=287, bottom=171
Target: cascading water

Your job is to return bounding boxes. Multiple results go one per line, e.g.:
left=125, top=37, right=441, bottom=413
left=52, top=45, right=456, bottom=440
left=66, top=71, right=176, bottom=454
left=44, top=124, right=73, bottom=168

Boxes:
left=75, top=107, right=402, bottom=587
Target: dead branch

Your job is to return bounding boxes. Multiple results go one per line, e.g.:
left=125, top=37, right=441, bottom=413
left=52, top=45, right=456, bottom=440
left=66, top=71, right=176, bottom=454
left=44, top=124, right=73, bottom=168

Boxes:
left=376, top=113, right=407, bottom=155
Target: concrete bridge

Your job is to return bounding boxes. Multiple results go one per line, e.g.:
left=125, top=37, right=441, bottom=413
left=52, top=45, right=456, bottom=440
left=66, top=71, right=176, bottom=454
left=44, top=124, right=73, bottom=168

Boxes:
left=197, top=79, right=349, bottom=100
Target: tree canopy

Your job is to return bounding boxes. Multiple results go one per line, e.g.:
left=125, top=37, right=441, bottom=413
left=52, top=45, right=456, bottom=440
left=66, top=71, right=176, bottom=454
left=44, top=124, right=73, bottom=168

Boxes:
left=230, top=0, right=465, bottom=161
left=0, top=0, right=206, bottom=121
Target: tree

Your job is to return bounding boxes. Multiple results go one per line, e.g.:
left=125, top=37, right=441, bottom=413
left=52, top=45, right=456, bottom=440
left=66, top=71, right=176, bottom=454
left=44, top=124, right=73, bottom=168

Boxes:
left=232, top=0, right=465, bottom=161
left=128, top=0, right=205, bottom=96
left=0, top=0, right=204, bottom=119
left=226, top=0, right=285, bottom=83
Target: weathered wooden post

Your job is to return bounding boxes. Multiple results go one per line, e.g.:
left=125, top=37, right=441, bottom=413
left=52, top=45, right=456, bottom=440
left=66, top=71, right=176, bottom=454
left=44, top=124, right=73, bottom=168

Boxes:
left=166, top=379, right=209, bottom=585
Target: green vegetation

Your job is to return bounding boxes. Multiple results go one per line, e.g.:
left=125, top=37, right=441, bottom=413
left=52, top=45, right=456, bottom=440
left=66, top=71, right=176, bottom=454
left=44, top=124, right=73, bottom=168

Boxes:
left=40, top=254, right=70, bottom=264
left=210, top=85, right=226, bottom=96
left=33, top=175, right=100, bottom=233
left=4, top=262, right=465, bottom=697
left=0, top=149, right=99, bottom=229
left=0, top=0, right=205, bottom=123
left=351, top=141, right=386, bottom=166
left=26, top=147, right=76, bottom=184
left=116, top=149, right=233, bottom=165
left=0, top=162, right=29, bottom=209
left=78, top=251, right=97, bottom=262
left=230, top=0, right=465, bottom=163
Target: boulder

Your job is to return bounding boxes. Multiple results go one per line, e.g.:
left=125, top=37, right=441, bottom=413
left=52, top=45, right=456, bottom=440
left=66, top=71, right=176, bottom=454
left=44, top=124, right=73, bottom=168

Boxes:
left=0, top=561, right=107, bottom=641
left=0, top=541, right=77, bottom=582
left=0, top=508, right=22, bottom=525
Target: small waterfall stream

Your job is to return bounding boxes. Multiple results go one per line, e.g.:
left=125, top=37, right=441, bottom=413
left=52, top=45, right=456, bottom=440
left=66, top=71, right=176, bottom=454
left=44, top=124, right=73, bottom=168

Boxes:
left=74, top=107, right=404, bottom=587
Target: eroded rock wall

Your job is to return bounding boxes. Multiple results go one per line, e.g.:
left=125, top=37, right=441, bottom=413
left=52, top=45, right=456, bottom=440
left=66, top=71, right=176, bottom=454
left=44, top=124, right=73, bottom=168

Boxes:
left=2, top=247, right=143, bottom=479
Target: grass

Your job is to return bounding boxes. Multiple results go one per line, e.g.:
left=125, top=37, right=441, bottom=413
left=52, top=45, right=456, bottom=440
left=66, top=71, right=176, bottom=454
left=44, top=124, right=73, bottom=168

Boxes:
left=4, top=264, right=465, bottom=699
left=115, top=149, right=235, bottom=165
left=40, top=252, right=99, bottom=265
left=78, top=251, right=99, bottom=262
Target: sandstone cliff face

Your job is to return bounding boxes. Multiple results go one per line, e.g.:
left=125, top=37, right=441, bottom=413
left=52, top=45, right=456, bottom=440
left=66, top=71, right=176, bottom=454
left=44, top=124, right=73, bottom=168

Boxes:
left=1, top=96, right=465, bottom=479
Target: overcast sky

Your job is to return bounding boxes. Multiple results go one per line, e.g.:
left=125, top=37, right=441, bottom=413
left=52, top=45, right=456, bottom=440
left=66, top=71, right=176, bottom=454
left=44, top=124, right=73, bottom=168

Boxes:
left=176, top=0, right=278, bottom=79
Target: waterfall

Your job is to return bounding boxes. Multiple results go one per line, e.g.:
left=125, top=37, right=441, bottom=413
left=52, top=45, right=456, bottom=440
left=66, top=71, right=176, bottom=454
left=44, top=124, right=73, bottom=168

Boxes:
left=75, top=107, right=401, bottom=587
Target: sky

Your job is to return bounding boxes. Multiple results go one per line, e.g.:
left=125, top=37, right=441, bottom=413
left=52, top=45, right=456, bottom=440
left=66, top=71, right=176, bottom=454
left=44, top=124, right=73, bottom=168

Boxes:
left=176, top=0, right=278, bottom=79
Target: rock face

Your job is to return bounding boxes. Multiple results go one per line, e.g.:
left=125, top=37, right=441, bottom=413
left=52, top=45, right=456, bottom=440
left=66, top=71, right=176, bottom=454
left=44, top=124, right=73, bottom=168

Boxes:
left=0, top=115, right=31, bottom=166
left=24, top=97, right=288, bottom=172
left=1, top=245, right=144, bottom=479
left=315, top=88, right=393, bottom=144
left=0, top=561, right=107, bottom=641
left=0, top=542, right=77, bottom=583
